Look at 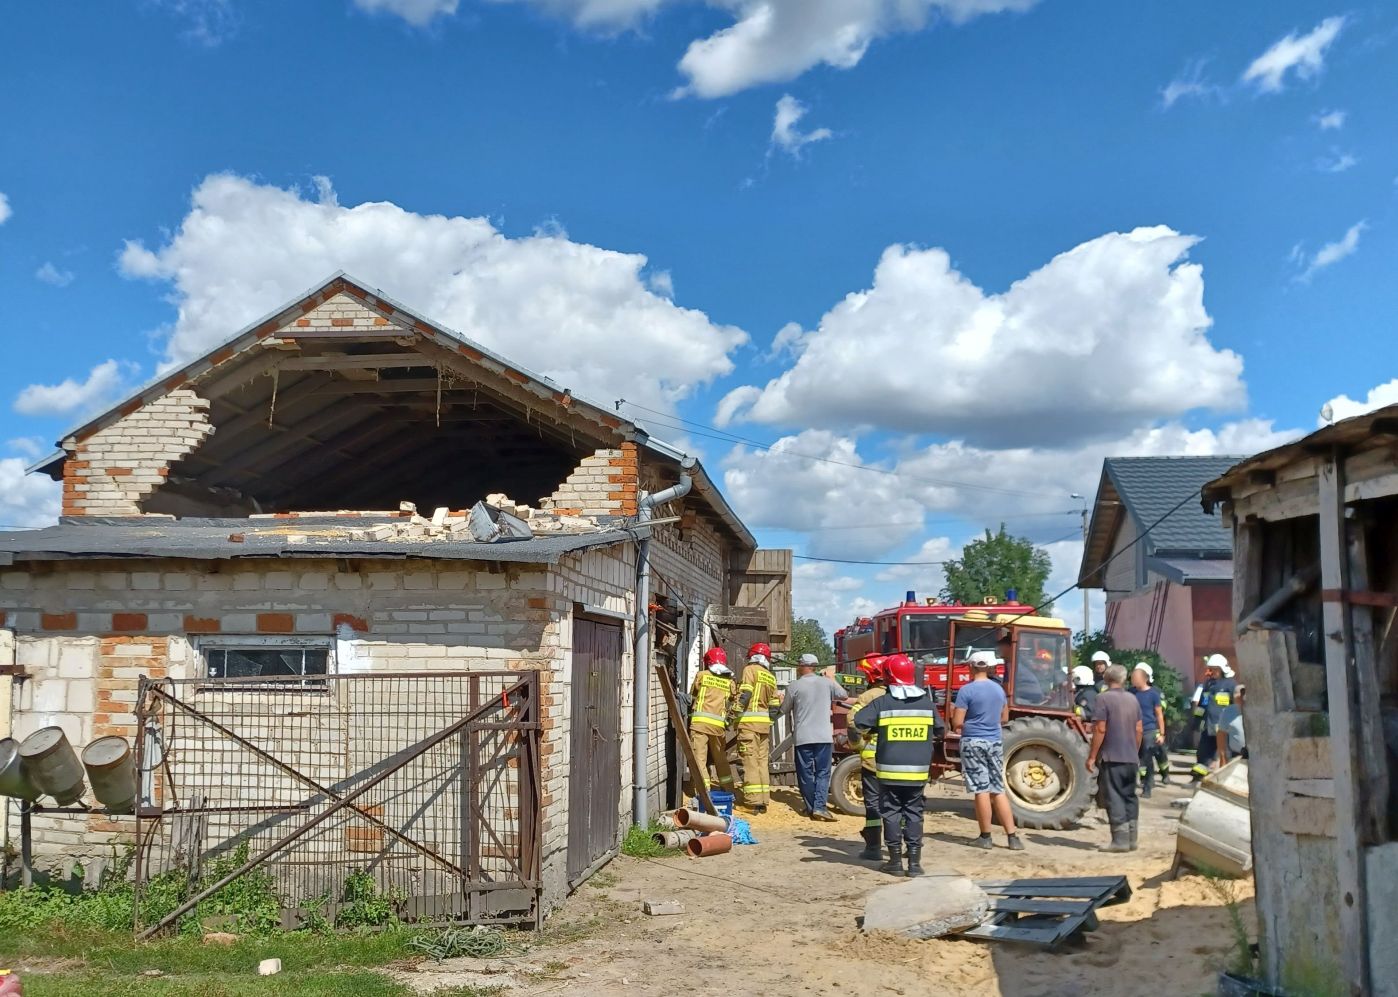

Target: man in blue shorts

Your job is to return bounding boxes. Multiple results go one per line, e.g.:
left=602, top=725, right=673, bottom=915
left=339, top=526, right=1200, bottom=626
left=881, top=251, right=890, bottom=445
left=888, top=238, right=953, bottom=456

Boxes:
left=952, top=651, right=1024, bottom=851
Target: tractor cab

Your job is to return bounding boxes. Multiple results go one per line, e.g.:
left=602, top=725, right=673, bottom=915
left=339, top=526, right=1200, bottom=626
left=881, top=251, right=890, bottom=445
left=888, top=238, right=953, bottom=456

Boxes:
left=920, top=613, right=1075, bottom=716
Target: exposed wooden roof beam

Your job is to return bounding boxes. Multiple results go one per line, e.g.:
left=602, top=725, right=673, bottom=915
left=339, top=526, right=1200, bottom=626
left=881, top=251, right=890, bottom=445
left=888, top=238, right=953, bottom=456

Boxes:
left=203, top=404, right=381, bottom=484
left=278, top=353, right=436, bottom=371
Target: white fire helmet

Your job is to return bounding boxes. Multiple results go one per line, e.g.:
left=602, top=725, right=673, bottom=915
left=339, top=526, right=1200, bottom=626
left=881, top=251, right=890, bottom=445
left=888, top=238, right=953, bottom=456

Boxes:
left=1132, top=662, right=1154, bottom=683
left=1071, top=666, right=1095, bottom=686
left=1204, top=653, right=1234, bottom=678
left=1091, top=650, right=1111, bottom=665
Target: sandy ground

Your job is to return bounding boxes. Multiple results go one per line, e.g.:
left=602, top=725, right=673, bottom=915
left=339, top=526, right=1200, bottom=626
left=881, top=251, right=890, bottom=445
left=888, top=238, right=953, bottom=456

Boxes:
left=394, top=776, right=1255, bottom=997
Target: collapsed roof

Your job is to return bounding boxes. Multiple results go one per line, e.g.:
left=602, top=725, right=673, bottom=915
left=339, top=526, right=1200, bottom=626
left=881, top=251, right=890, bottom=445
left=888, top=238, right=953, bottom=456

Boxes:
left=29, top=273, right=753, bottom=549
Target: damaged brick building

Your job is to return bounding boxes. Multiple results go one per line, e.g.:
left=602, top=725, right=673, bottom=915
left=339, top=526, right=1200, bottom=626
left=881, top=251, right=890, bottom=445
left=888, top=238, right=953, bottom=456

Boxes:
left=0, top=273, right=788, bottom=919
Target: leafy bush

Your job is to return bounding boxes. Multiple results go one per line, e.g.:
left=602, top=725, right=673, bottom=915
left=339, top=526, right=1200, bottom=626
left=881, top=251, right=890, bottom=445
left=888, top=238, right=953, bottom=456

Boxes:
left=335, top=869, right=404, bottom=929
left=1074, top=630, right=1188, bottom=732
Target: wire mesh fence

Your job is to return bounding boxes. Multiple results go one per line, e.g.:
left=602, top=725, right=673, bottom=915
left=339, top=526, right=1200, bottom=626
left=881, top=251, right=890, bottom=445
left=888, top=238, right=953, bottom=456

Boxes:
left=133, top=670, right=540, bottom=932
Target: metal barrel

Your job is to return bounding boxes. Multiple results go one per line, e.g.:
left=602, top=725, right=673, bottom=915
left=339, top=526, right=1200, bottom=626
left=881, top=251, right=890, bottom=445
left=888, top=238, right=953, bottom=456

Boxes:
left=81, top=736, right=136, bottom=814
left=19, top=727, right=86, bottom=806
left=0, top=738, right=40, bottom=801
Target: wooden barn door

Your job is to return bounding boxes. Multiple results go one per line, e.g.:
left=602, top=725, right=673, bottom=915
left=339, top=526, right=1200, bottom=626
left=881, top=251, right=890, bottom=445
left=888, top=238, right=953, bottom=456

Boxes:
left=567, top=617, right=623, bottom=885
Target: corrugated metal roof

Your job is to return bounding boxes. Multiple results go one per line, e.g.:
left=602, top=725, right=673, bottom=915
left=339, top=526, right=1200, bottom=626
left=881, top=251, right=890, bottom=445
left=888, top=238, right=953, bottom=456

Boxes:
left=0, top=517, right=639, bottom=566
left=1105, top=456, right=1243, bottom=555
left=1146, top=556, right=1233, bottom=585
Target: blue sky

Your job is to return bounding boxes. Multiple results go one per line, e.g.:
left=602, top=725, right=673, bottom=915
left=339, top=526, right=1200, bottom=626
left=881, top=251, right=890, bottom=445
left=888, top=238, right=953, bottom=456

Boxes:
left=1, top=0, right=1395, bottom=635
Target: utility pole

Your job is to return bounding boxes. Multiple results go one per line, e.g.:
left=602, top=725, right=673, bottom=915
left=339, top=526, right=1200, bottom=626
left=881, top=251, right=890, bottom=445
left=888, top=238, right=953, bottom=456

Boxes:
left=1071, top=494, right=1090, bottom=636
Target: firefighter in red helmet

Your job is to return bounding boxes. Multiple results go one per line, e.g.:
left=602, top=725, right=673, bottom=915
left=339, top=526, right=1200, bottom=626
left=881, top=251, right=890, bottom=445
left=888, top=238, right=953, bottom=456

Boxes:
left=851, top=653, right=941, bottom=877
left=734, top=642, right=780, bottom=814
left=845, top=655, right=889, bottom=859
left=686, top=647, right=737, bottom=798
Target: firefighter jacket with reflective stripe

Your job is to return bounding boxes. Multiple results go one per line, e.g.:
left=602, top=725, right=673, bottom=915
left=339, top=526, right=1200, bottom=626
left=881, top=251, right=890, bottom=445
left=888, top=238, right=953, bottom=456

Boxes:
left=735, top=663, right=780, bottom=729
left=689, top=671, right=735, bottom=732
left=851, top=691, right=939, bottom=784
left=846, top=686, right=887, bottom=772
left=1203, top=677, right=1236, bottom=733
left=1191, top=679, right=1215, bottom=725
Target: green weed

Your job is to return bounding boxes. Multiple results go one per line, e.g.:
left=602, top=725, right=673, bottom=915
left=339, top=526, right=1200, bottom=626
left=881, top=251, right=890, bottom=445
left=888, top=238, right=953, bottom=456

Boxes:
left=620, top=821, right=681, bottom=859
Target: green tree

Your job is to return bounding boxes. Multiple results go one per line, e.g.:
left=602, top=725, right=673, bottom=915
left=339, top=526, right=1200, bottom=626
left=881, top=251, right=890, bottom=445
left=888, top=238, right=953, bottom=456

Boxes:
left=788, top=616, right=834, bottom=665
left=941, top=525, right=1053, bottom=612
left=1073, top=629, right=1188, bottom=734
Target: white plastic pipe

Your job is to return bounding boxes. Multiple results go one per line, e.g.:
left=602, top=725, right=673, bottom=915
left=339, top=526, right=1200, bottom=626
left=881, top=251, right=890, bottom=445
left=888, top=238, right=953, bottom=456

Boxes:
left=633, top=456, right=695, bottom=828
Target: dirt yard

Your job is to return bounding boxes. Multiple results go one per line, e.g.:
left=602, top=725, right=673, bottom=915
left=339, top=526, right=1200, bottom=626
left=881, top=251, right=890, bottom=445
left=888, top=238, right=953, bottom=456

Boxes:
left=395, top=776, right=1255, bottom=997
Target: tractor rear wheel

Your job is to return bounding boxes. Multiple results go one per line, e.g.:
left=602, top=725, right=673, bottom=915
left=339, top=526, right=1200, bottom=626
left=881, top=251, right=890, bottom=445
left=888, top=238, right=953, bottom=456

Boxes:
left=1001, top=716, right=1094, bottom=830
left=830, top=754, right=865, bottom=816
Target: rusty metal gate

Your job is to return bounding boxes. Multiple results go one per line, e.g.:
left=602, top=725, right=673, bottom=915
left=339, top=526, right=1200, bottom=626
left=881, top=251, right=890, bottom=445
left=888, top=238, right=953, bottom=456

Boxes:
left=132, top=670, right=541, bottom=934
left=566, top=617, right=623, bottom=885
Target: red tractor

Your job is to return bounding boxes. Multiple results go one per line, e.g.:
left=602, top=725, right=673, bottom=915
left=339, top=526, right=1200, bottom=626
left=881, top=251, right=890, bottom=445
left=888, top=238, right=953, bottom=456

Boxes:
left=829, top=595, right=1093, bottom=830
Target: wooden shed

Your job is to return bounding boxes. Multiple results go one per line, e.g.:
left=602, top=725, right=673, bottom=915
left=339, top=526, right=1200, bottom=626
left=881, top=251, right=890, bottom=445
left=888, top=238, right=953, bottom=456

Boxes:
left=1202, top=405, right=1398, bottom=997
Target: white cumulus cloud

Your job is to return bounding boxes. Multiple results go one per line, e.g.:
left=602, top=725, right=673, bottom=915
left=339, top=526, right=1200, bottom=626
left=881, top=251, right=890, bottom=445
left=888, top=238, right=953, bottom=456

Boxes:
left=35, top=262, right=75, bottom=287
left=1321, top=379, right=1398, bottom=425
left=0, top=192, right=11, bottom=225
left=1242, top=16, right=1345, bottom=93
left=770, top=94, right=833, bottom=156
left=1314, top=108, right=1347, bottom=130
left=719, top=226, right=1245, bottom=448
left=1316, top=149, right=1357, bottom=173
left=1159, top=59, right=1221, bottom=109
left=352, top=0, right=459, bottom=25
left=0, top=459, right=61, bottom=529
left=722, top=430, right=927, bottom=559
left=1295, top=220, right=1366, bottom=282
left=117, top=173, right=747, bottom=415
left=485, top=0, right=1038, bottom=97
left=13, top=360, right=138, bottom=418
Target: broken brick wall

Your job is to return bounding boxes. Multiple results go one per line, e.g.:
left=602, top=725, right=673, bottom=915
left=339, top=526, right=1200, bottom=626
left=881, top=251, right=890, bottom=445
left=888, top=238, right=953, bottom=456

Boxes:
left=61, top=389, right=214, bottom=516
left=539, top=442, right=639, bottom=518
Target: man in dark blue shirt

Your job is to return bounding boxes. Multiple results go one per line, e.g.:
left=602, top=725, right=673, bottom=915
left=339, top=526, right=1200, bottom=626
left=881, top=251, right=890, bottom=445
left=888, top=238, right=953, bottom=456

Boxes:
left=1129, top=664, right=1166, bottom=798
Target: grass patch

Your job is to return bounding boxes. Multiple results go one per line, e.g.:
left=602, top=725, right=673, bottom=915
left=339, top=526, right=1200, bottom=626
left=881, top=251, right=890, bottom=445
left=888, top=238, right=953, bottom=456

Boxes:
left=619, top=821, right=681, bottom=859
left=1200, top=871, right=1258, bottom=979
left=586, top=870, right=619, bottom=889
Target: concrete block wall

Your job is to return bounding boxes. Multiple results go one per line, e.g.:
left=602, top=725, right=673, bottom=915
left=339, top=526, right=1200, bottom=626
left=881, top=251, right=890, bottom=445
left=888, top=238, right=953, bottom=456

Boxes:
left=61, top=389, right=214, bottom=516
left=539, top=442, right=639, bottom=518
left=0, top=552, right=633, bottom=908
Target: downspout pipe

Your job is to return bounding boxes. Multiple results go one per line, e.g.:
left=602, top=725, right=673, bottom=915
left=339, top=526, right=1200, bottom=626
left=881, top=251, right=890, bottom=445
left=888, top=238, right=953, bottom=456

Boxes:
left=633, top=456, right=695, bottom=828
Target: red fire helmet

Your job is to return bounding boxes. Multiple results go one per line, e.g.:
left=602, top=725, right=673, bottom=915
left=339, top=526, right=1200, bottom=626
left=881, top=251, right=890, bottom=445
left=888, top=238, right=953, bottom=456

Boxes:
left=702, top=647, right=729, bottom=669
left=747, top=642, right=772, bottom=662
left=883, top=653, right=918, bottom=687
left=857, top=655, right=887, bottom=683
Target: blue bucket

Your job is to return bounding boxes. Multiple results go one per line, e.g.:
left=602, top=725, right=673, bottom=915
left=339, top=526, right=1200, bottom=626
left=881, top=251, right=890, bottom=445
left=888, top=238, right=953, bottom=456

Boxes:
left=699, top=791, right=735, bottom=821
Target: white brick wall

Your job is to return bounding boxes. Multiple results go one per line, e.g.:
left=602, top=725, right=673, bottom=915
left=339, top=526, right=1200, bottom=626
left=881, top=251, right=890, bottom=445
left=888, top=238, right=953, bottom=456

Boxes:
left=0, top=552, right=639, bottom=910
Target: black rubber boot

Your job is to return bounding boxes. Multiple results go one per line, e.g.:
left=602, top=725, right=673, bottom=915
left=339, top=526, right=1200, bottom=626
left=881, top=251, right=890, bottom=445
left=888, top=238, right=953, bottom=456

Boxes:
left=905, top=846, right=923, bottom=878
left=858, top=827, right=882, bottom=861
left=880, top=844, right=903, bottom=876
left=1101, top=823, right=1131, bottom=852
left=1128, top=821, right=1139, bottom=851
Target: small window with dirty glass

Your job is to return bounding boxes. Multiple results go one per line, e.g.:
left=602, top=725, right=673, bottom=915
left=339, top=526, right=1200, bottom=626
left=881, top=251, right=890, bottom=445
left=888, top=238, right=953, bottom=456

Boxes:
left=199, top=638, right=332, bottom=689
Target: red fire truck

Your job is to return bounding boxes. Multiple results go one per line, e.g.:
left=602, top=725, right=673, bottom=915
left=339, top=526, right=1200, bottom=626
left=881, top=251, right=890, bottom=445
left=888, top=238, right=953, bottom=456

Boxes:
left=829, top=592, right=1091, bottom=830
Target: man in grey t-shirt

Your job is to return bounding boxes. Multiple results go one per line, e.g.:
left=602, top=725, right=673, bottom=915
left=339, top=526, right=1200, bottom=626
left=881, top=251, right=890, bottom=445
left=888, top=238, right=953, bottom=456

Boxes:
left=780, top=654, right=849, bottom=820
left=1087, top=664, right=1143, bottom=853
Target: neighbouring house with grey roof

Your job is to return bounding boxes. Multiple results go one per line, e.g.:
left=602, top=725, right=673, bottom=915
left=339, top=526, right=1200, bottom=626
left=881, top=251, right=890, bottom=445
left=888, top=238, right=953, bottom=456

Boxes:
left=1078, top=456, right=1243, bottom=686
left=0, top=273, right=787, bottom=923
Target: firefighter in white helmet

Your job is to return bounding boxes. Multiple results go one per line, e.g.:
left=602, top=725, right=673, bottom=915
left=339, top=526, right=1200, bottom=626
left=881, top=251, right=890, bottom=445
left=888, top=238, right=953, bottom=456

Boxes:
left=1090, top=650, right=1112, bottom=693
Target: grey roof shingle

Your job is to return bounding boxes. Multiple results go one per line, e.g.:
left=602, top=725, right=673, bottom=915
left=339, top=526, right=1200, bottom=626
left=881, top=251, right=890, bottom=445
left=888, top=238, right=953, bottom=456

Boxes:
left=1105, top=456, right=1243, bottom=555
left=0, top=517, right=639, bottom=566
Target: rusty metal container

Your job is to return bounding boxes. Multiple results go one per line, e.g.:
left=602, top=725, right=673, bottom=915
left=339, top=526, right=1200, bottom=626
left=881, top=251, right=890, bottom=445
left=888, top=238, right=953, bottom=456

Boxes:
left=0, top=738, right=40, bottom=801
left=19, top=727, right=86, bottom=806
left=81, top=736, right=136, bottom=814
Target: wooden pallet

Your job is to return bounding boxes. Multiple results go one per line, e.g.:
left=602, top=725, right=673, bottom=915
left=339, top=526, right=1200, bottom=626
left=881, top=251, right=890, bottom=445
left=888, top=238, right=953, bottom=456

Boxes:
left=959, top=876, right=1132, bottom=951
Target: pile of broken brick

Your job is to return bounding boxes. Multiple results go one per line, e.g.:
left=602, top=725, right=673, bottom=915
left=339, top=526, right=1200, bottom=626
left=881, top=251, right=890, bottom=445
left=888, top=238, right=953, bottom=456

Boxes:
left=245, top=494, right=611, bottom=545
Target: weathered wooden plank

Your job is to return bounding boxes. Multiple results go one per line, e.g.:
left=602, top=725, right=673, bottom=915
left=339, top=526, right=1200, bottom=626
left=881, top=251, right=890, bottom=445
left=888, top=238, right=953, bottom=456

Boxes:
left=279, top=353, right=429, bottom=371
left=1318, top=453, right=1371, bottom=996
left=1286, top=779, right=1336, bottom=800
left=1286, top=737, right=1333, bottom=780
left=1280, top=794, right=1337, bottom=838
left=1345, top=515, right=1390, bottom=844
left=988, top=898, right=1094, bottom=916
